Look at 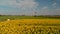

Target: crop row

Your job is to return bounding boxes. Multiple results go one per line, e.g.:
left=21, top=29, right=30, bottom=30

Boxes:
left=0, top=24, right=60, bottom=34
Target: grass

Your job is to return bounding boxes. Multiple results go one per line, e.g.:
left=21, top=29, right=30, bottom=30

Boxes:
left=0, top=15, right=60, bottom=22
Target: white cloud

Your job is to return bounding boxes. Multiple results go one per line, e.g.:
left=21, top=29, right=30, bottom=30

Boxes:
left=42, top=6, right=48, bottom=9
left=0, top=0, right=38, bottom=9
left=52, top=3, right=57, bottom=8
left=52, top=3, right=56, bottom=6
left=52, top=9, right=60, bottom=15
left=39, top=6, right=50, bottom=15
left=40, top=6, right=60, bottom=15
left=0, top=0, right=38, bottom=15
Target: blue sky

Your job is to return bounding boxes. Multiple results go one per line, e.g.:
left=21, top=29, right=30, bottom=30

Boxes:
left=0, top=0, right=60, bottom=15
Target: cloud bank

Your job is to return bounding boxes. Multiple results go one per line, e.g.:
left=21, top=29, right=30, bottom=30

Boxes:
left=0, top=0, right=39, bottom=15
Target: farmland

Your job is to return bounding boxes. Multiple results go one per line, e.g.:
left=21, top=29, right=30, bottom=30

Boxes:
left=0, top=15, right=60, bottom=21
left=0, top=15, right=60, bottom=34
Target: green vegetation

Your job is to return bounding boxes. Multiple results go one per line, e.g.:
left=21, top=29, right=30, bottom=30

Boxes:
left=0, top=15, right=60, bottom=21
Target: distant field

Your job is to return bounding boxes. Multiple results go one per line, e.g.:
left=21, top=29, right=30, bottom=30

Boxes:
left=0, top=15, right=60, bottom=21
left=2, top=19, right=60, bottom=25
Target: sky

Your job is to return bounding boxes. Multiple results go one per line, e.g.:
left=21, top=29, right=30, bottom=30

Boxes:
left=0, top=0, right=60, bottom=15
